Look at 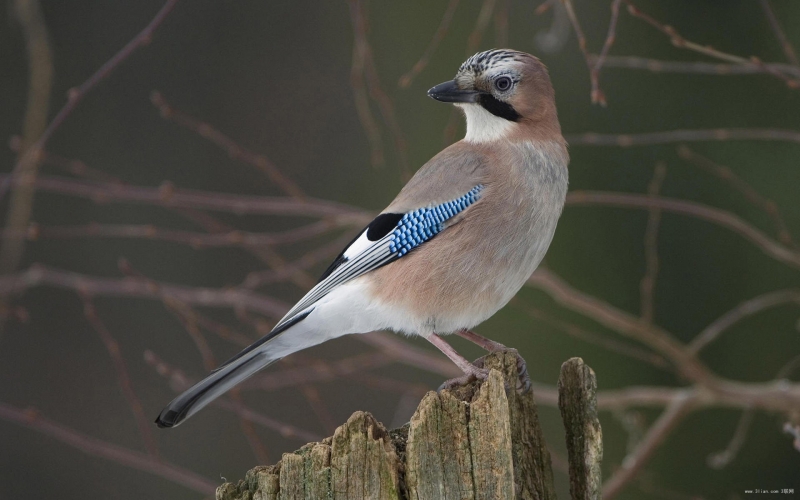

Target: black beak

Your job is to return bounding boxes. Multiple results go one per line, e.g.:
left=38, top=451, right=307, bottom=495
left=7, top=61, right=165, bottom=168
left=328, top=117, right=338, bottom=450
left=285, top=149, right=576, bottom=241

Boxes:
left=427, top=80, right=481, bottom=103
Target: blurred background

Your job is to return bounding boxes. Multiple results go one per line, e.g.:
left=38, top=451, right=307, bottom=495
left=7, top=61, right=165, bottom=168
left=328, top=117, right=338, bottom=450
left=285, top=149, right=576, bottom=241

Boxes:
left=1, top=0, right=799, bottom=498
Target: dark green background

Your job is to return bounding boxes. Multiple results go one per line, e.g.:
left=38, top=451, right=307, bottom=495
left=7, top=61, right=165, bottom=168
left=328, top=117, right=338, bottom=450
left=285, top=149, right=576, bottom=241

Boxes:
left=1, top=1, right=798, bottom=498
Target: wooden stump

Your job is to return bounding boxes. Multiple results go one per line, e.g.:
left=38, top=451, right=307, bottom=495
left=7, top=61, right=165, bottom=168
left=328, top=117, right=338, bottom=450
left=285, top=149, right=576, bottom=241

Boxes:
left=216, top=352, right=601, bottom=500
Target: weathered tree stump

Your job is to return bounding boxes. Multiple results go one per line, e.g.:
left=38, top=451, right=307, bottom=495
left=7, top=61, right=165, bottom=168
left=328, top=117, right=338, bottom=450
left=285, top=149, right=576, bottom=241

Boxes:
left=216, top=352, right=601, bottom=500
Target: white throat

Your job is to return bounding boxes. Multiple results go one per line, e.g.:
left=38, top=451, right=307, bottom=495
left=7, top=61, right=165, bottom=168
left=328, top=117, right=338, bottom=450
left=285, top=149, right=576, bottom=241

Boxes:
left=457, top=103, right=515, bottom=143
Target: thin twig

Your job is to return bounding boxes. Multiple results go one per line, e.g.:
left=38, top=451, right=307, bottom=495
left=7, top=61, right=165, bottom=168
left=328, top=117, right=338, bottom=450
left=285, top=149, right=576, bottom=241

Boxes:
left=560, top=0, right=612, bottom=104
left=622, top=0, right=800, bottom=88
left=528, top=268, right=715, bottom=385
left=24, top=146, right=331, bottom=287
left=8, top=140, right=123, bottom=183
left=277, top=356, right=338, bottom=434
left=349, top=23, right=385, bottom=168
left=243, top=351, right=396, bottom=392
left=528, top=270, right=800, bottom=413
left=348, top=0, right=411, bottom=180
left=14, top=220, right=337, bottom=248
left=494, top=0, right=509, bottom=47
left=144, top=351, right=322, bottom=442
left=163, top=301, right=255, bottom=347
left=0, top=174, right=372, bottom=223
left=0, top=402, right=215, bottom=495
left=565, top=191, right=800, bottom=270
left=640, top=163, right=666, bottom=324
left=512, top=300, right=671, bottom=370
left=398, top=0, right=461, bottom=88
left=589, top=0, right=624, bottom=105
left=588, top=55, right=800, bottom=78
left=241, top=231, right=357, bottom=289
left=0, top=0, right=54, bottom=279
left=565, top=128, right=800, bottom=146
left=467, top=0, right=498, bottom=52
left=689, top=290, right=800, bottom=354
left=677, top=145, right=795, bottom=247
left=0, top=0, right=181, bottom=202
left=706, top=408, right=755, bottom=469
left=602, top=393, right=696, bottom=498
left=534, top=0, right=571, bottom=54
left=0, top=265, right=289, bottom=318
left=150, top=91, right=306, bottom=199
left=533, top=382, right=800, bottom=413
left=81, top=296, right=160, bottom=459
left=776, top=354, right=800, bottom=380
left=758, top=0, right=799, bottom=67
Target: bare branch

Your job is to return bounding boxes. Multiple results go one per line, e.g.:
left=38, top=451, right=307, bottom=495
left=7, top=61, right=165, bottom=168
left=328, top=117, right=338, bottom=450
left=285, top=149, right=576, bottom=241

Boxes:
left=640, top=163, right=666, bottom=324
left=241, top=231, right=356, bottom=289
left=758, top=0, right=799, bottom=67
left=689, top=290, right=800, bottom=354
left=81, top=296, right=160, bottom=459
left=150, top=91, right=306, bottom=199
left=14, top=220, right=337, bottom=249
left=677, top=146, right=795, bottom=247
left=590, top=0, right=623, bottom=105
left=602, top=393, right=696, bottom=498
left=0, top=174, right=372, bottom=223
left=565, top=191, right=800, bottom=270
left=348, top=0, right=411, bottom=180
left=706, top=408, right=754, bottom=469
left=0, top=402, right=215, bottom=495
left=0, top=0, right=181, bottom=202
left=526, top=271, right=800, bottom=414
left=243, top=351, right=395, bottom=392
left=513, top=300, right=671, bottom=370
left=0, top=265, right=289, bottom=318
left=559, top=0, right=597, bottom=103
left=398, top=0, right=461, bottom=88
left=466, top=0, right=498, bottom=51
left=144, top=351, right=322, bottom=443
left=0, top=0, right=54, bottom=278
left=565, top=128, right=800, bottom=146
left=593, top=55, right=800, bottom=79
left=494, top=0, right=509, bottom=47
left=527, top=268, right=715, bottom=385
left=622, top=0, right=800, bottom=88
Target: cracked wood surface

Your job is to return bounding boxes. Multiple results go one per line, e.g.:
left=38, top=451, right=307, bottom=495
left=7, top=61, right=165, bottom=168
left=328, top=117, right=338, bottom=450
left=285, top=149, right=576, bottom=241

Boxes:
left=216, top=352, right=600, bottom=500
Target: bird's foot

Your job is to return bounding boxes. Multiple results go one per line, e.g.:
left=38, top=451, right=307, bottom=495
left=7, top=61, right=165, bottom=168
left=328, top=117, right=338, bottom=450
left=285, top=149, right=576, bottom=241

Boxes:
left=473, top=348, right=532, bottom=394
left=437, top=364, right=491, bottom=392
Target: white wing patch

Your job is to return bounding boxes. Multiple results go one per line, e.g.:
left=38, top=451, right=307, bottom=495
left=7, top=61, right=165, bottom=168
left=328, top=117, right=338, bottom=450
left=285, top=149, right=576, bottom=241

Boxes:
left=271, top=186, right=485, bottom=332
left=342, top=229, right=373, bottom=259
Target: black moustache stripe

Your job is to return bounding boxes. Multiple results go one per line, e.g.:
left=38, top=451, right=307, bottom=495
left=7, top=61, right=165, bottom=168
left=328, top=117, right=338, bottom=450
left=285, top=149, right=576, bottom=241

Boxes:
left=479, top=93, right=521, bottom=122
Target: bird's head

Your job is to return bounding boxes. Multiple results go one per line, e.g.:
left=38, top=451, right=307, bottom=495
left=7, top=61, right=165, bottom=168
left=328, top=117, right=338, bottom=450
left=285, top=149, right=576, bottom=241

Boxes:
left=428, top=49, right=561, bottom=143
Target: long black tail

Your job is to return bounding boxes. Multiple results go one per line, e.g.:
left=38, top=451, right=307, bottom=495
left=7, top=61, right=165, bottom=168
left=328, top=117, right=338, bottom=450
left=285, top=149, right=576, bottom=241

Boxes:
left=156, top=309, right=316, bottom=428
left=155, top=350, right=275, bottom=428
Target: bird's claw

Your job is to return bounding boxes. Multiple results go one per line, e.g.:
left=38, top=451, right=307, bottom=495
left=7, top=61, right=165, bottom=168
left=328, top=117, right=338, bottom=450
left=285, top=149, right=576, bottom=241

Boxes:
left=436, top=349, right=531, bottom=394
left=437, top=366, right=490, bottom=392
left=473, top=348, right=531, bottom=394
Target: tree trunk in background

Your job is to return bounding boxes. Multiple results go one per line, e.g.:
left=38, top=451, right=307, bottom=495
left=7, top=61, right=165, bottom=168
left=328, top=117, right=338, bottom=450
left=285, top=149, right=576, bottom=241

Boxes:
left=215, top=352, right=601, bottom=500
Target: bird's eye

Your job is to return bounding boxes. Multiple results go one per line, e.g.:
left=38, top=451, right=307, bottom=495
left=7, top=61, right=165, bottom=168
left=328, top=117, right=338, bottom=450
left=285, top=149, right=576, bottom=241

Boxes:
left=494, top=76, right=512, bottom=91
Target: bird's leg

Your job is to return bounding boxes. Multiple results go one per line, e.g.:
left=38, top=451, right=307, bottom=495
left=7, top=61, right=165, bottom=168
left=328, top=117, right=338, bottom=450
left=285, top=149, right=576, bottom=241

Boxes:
left=455, top=329, right=531, bottom=394
left=426, top=333, right=490, bottom=390
left=454, top=328, right=508, bottom=352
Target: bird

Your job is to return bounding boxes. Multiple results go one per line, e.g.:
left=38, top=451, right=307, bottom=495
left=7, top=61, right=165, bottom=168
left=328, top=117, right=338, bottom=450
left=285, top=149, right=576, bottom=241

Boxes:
left=155, top=49, right=568, bottom=428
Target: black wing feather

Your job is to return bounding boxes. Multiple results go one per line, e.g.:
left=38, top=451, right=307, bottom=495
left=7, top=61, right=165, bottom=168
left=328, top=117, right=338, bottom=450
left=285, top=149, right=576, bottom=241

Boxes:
left=318, top=213, right=404, bottom=282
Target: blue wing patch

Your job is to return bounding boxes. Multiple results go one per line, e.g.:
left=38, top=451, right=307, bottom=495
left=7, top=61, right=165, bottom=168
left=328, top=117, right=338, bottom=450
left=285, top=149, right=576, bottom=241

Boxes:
left=389, top=185, right=484, bottom=257
left=274, top=184, right=485, bottom=330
